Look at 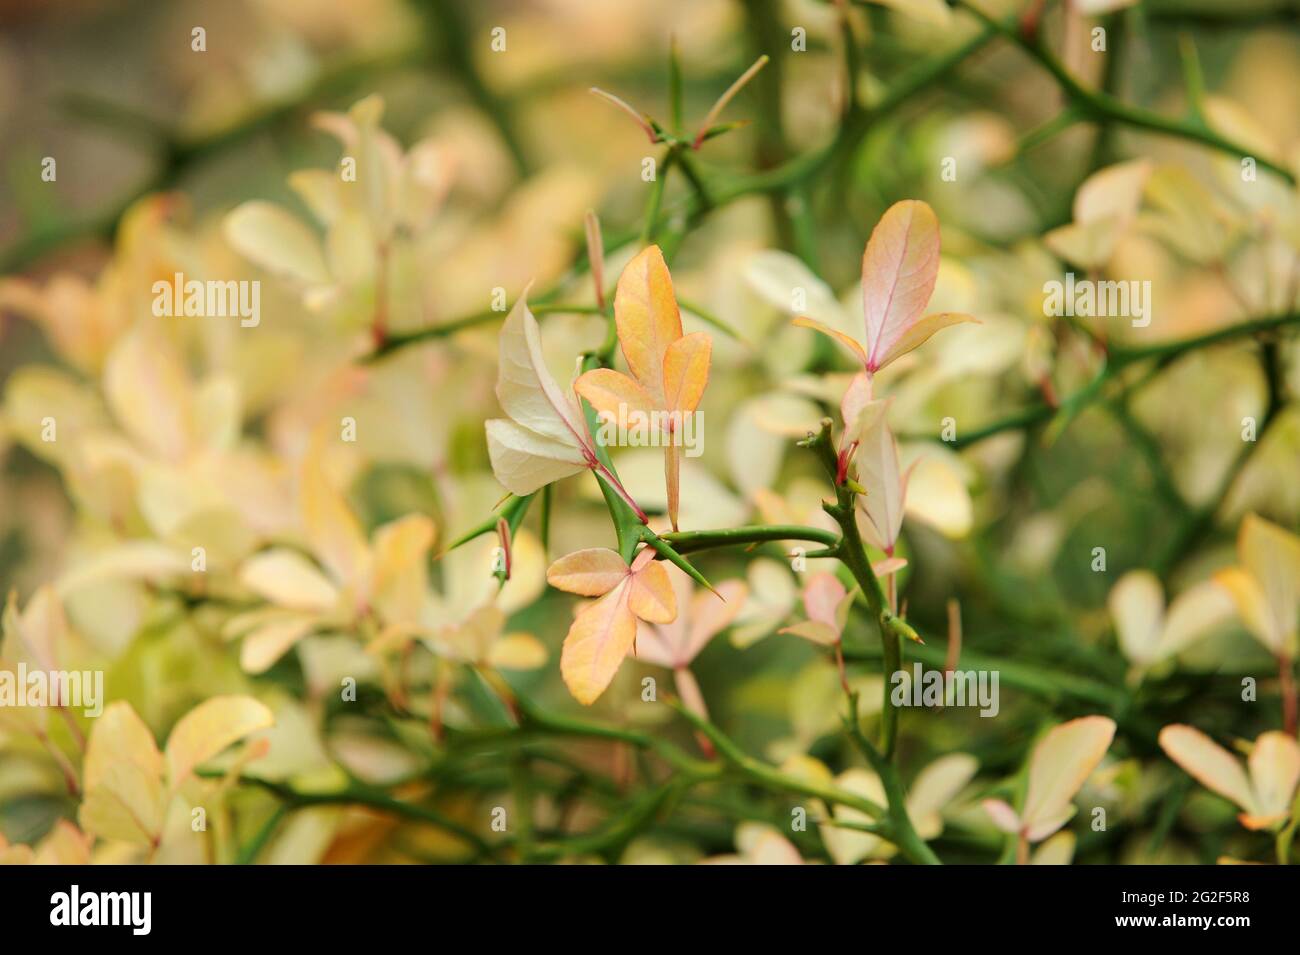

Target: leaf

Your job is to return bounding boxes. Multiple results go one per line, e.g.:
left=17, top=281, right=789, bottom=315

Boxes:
left=861, top=200, right=942, bottom=370
left=573, top=369, right=654, bottom=421
left=103, top=323, right=195, bottom=461
left=496, top=294, right=589, bottom=447
left=792, top=316, right=867, bottom=365
left=487, top=295, right=595, bottom=496
left=1021, top=715, right=1116, bottom=841
left=560, top=580, right=637, bottom=704
left=79, top=701, right=164, bottom=846
left=848, top=398, right=905, bottom=554
left=607, top=245, right=710, bottom=530
left=875, top=311, right=978, bottom=371
left=1239, top=513, right=1300, bottom=658
left=908, top=753, right=978, bottom=840
left=1158, top=580, right=1236, bottom=661
left=4, top=585, right=65, bottom=670
left=485, top=419, right=588, bottom=495
left=662, top=332, right=712, bottom=414
left=224, top=201, right=332, bottom=286
left=547, top=547, right=629, bottom=596
left=982, top=798, right=1021, bottom=835
left=614, top=245, right=682, bottom=409
left=238, top=615, right=317, bottom=674
left=1245, top=732, right=1300, bottom=825
left=1109, top=570, right=1164, bottom=665
left=627, top=558, right=676, bottom=624
left=1044, top=160, right=1152, bottom=269
left=164, top=695, right=275, bottom=787
left=368, top=514, right=436, bottom=624
left=488, top=632, right=548, bottom=670
left=1159, top=724, right=1257, bottom=816
left=239, top=549, right=339, bottom=612
left=1030, top=831, right=1077, bottom=865
left=1213, top=566, right=1278, bottom=655
left=744, top=250, right=846, bottom=331
left=301, top=438, right=370, bottom=590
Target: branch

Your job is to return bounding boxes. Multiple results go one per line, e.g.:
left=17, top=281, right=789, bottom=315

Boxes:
left=955, top=0, right=1297, bottom=184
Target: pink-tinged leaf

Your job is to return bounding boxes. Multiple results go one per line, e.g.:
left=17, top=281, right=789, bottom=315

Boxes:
left=614, top=245, right=682, bottom=408
left=840, top=372, right=874, bottom=430
left=778, top=620, right=840, bottom=646
left=861, top=200, right=941, bottom=370
left=682, top=580, right=747, bottom=663
left=674, top=666, right=710, bottom=722
left=803, top=573, right=848, bottom=628
left=793, top=315, right=868, bottom=366
left=982, top=798, right=1022, bottom=835
left=560, top=581, right=637, bottom=705
left=849, top=398, right=904, bottom=554
left=546, top=547, right=629, bottom=597
left=874, top=312, right=979, bottom=371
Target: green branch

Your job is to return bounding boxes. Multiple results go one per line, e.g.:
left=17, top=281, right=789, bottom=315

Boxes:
left=955, top=0, right=1296, bottom=184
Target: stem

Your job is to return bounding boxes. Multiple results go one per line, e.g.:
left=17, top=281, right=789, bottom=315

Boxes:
left=801, top=418, right=906, bottom=758
left=659, top=523, right=839, bottom=555
left=1281, top=654, right=1297, bottom=737
left=843, top=694, right=942, bottom=865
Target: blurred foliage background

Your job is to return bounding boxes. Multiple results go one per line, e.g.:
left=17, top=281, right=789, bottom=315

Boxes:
left=0, top=0, right=1298, bottom=865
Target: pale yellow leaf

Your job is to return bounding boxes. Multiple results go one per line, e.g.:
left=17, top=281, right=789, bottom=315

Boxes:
left=79, top=701, right=164, bottom=846
left=224, top=201, right=331, bottom=285
left=239, top=549, right=339, bottom=612
left=1022, top=716, right=1116, bottom=839
left=488, top=632, right=548, bottom=670
left=1159, top=724, right=1256, bottom=816
left=164, top=695, right=274, bottom=787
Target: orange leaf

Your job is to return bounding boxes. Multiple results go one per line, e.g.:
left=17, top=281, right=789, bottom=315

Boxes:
left=614, top=245, right=682, bottom=408
left=662, top=332, right=712, bottom=414
left=560, top=580, right=637, bottom=704
left=875, top=311, right=979, bottom=371
left=792, top=316, right=868, bottom=366
left=547, top=547, right=629, bottom=596
left=628, top=559, right=676, bottom=623
left=574, top=368, right=655, bottom=421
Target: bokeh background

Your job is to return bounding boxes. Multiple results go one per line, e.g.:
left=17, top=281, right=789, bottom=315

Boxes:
left=1, top=0, right=1298, bottom=864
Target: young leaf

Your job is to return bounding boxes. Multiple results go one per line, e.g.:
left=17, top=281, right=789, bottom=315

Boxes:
left=486, top=295, right=598, bottom=496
